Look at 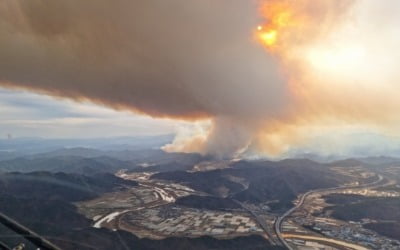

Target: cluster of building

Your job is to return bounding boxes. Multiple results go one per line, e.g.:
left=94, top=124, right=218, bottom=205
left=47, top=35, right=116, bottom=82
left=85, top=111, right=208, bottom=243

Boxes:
left=289, top=198, right=400, bottom=250
left=298, top=216, right=400, bottom=249
left=281, top=214, right=400, bottom=250
left=284, top=175, right=400, bottom=250
left=339, top=188, right=400, bottom=197
left=383, top=167, right=400, bottom=177
left=123, top=206, right=263, bottom=239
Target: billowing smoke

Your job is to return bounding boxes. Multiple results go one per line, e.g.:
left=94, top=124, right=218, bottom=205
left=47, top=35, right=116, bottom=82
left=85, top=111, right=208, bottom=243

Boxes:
left=1, top=0, right=400, bottom=158
left=0, top=0, right=289, bottom=157
left=0, top=0, right=287, bottom=117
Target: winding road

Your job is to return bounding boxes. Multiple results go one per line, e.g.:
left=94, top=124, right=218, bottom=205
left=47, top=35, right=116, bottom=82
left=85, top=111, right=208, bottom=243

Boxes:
left=274, top=174, right=385, bottom=249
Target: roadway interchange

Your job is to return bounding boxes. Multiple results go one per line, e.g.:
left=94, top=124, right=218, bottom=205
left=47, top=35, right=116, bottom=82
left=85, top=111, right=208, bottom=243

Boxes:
left=274, top=174, right=386, bottom=250
left=233, top=200, right=279, bottom=245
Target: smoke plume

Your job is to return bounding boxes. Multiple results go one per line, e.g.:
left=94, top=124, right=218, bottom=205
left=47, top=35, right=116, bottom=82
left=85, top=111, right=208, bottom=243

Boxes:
left=1, top=0, right=400, bottom=158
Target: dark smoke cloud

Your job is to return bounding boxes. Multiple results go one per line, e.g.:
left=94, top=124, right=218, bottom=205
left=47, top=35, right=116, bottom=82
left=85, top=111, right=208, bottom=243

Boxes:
left=0, top=0, right=287, bottom=120
left=5, top=0, right=381, bottom=158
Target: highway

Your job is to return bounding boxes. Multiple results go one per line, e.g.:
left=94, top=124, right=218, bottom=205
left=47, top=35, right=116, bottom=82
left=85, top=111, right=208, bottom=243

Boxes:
left=282, top=234, right=368, bottom=250
left=274, top=174, right=385, bottom=250
left=233, top=200, right=278, bottom=245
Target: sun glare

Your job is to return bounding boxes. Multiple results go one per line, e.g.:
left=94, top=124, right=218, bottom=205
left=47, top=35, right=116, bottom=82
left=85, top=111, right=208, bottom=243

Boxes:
left=255, top=1, right=298, bottom=50
left=259, top=29, right=278, bottom=47
left=307, top=45, right=366, bottom=77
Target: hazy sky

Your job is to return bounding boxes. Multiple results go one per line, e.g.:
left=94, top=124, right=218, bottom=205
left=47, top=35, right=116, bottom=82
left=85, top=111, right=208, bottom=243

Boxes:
left=1, top=0, right=400, bottom=157
left=0, top=87, right=177, bottom=139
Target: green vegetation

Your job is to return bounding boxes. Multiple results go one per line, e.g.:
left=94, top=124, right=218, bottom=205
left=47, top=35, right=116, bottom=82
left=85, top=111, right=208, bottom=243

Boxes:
left=175, top=195, right=241, bottom=211
left=323, top=194, right=400, bottom=241
left=154, top=160, right=351, bottom=213
left=364, top=223, right=400, bottom=241
left=324, top=194, right=400, bottom=222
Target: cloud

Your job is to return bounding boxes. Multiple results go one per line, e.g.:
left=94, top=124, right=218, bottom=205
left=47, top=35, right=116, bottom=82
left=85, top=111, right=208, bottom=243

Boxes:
left=1, top=0, right=400, bottom=157
left=0, top=88, right=176, bottom=138
left=0, top=0, right=289, bottom=156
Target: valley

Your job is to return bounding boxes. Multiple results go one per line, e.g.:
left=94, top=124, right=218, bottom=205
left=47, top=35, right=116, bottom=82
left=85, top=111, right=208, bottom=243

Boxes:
left=0, top=140, right=400, bottom=249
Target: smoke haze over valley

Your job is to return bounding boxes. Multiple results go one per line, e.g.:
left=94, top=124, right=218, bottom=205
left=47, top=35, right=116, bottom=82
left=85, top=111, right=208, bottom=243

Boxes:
left=1, top=0, right=400, bottom=158
left=2, top=1, right=400, bottom=249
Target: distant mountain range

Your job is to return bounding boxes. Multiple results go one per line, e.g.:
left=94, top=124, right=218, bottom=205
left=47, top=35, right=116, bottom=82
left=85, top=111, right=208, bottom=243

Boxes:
left=1, top=138, right=400, bottom=249
left=0, top=134, right=174, bottom=155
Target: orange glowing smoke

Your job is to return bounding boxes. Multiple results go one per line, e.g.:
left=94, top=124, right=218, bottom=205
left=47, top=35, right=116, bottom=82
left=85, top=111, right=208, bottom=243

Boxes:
left=255, top=0, right=306, bottom=51
left=257, top=26, right=277, bottom=47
